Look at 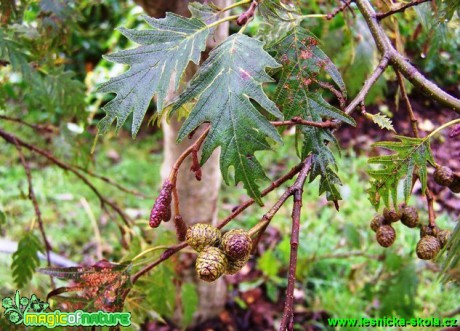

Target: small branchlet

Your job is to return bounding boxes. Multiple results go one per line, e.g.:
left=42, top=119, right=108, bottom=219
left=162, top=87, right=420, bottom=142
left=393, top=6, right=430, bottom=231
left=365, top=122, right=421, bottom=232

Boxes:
left=236, top=0, right=257, bottom=25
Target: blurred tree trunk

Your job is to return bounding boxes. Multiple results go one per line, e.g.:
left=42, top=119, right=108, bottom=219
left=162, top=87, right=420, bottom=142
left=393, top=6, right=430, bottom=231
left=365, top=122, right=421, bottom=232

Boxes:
left=133, top=0, right=230, bottom=324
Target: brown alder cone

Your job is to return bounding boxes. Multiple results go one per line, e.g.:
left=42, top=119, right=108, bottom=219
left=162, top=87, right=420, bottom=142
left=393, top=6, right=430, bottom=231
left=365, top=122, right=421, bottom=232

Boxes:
left=370, top=215, right=385, bottom=232
left=416, top=235, right=441, bottom=260
left=376, top=225, right=396, bottom=247
left=226, top=255, right=250, bottom=275
left=221, top=229, right=252, bottom=260
left=149, top=180, right=173, bottom=228
left=400, top=205, right=419, bottom=228
left=195, top=247, right=228, bottom=282
left=448, top=175, right=460, bottom=193
left=437, top=229, right=452, bottom=249
left=186, top=223, right=222, bottom=252
left=383, top=207, right=401, bottom=223
left=420, top=225, right=440, bottom=238
left=433, top=166, right=454, bottom=187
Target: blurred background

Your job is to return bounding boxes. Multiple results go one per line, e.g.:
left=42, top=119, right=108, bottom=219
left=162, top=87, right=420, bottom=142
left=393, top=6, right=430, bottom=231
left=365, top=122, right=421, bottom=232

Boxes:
left=0, top=0, right=459, bottom=330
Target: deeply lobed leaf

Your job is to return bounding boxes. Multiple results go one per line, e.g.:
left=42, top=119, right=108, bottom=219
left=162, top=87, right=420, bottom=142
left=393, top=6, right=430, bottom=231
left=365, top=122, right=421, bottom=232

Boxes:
left=271, top=26, right=355, bottom=202
left=367, top=135, right=435, bottom=209
left=171, top=34, right=282, bottom=204
left=98, top=13, right=210, bottom=137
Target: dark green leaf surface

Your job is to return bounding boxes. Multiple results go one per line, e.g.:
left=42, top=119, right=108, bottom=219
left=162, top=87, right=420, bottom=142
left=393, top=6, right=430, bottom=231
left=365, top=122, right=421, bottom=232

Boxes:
left=367, top=136, right=435, bottom=209
left=171, top=34, right=282, bottom=204
left=98, top=13, right=210, bottom=136
left=271, top=26, right=355, bottom=202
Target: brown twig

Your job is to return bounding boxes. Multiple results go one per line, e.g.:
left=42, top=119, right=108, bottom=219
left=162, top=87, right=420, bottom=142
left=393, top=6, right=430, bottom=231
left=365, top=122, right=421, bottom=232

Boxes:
left=326, top=0, right=353, bottom=20
left=75, top=165, right=149, bottom=198
left=0, top=128, right=131, bottom=227
left=314, top=80, right=347, bottom=110
left=425, top=188, right=436, bottom=227
left=271, top=117, right=338, bottom=129
left=13, top=139, right=55, bottom=288
left=395, top=70, right=438, bottom=227
left=279, top=158, right=312, bottom=331
left=0, top=115, right=55, bottom=133
left=354, top=0, right=460, bottom=112
left=395, top=70, right=419, bottom=137
left=342, top=54, right=390, bottom=117
left=376, top=0, right=431, bottom=20
left=168, top=126, right=210, bottom=218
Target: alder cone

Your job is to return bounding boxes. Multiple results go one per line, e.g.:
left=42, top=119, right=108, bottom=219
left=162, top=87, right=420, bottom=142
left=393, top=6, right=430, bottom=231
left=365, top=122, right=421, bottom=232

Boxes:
left=383, top=207, right=401, bottom=223
left=420, top=225, right=440, bottom=238
left=400, top=206, right=419, bottom=228
left=376, top=225, right=396, bottom=247
left=195, top=247, right=228, bottom=282
left=186, top=223, right=222, bottom=252
left=221, top=229, right=252, bottom=260
left=437, top=229, right=452, bottom=249
left=226, top=256, right=250, bottom=275
left=370, top=215, right=385, bottom=232
left=448, top=175, right=460, bottom=193
left=416, top=235, right=441, bottom=260
left=434, top=166, right=454, bottom=187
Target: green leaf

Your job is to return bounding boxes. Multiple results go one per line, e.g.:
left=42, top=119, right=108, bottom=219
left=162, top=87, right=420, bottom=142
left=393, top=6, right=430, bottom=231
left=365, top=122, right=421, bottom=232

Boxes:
left=171, top=34, right=282, bottom=204
left=98, top=13, right=210, bottom=137
left=181, top=282, right=198, bottom=327
left=370, top=112, right=396, bottom=133
left=367, top=135, right=435, bottom=209
left=189, top=1, right=221, bottom=25
left=271, top=27, right=355, bottom=202
left=12, top=232, right=43, bottom=288
left=271, top=27, right=348, bottom=105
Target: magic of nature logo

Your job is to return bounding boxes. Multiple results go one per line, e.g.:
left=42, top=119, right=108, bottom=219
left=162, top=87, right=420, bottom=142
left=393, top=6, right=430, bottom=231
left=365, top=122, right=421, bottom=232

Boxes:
left=1, top=291, right=131, bottom=328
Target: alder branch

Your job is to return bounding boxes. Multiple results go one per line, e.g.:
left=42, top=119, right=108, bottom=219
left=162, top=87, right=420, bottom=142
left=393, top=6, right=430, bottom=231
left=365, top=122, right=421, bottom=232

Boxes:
left=129, top=162, right=305, bottom=290
left=13, top=141, right=53, bottom=262
left=279, top=158, right=312, bottom=331
left=168, top=126, right=210, bottom=218
left=354, top=0, right=460, bottom=113
left=342, top=55, right=390, bottom=116
left=326, top=0, right=353, bottom=20
left=0, top=115, right=55, bottom=133
left=376, top=0, right=431, bottom=20
left=0, top=128, right=131, bottom=227
left=272, top=117, right=338, bottom=129
left=395, top=69, right=419, bottom=137
left=74, top=165, right=149, bottom=198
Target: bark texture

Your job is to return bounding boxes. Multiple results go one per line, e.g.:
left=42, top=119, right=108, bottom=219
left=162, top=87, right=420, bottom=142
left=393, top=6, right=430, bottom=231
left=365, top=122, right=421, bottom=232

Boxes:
left=133, top=0, right=230, bottom=324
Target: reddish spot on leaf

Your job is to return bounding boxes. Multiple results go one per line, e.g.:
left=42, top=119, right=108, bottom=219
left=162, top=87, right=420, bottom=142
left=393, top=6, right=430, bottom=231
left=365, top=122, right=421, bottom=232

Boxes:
left=239, top=68, right=251, bottom=80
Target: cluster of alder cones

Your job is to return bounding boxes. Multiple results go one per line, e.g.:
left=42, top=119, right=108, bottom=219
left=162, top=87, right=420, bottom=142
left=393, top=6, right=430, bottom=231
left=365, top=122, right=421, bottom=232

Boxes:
left=186, top=224, right=253, bottom=282
left=371, top=165, right=458, bottom=260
